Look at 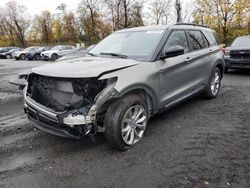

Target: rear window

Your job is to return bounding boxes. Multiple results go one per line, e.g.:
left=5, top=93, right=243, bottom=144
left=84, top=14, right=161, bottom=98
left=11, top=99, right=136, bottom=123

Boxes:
left=204, top=31, right=220, bottom=46
left=231, top=36, right=250, bottom=47
left=187, top=30, right=209, bottom=50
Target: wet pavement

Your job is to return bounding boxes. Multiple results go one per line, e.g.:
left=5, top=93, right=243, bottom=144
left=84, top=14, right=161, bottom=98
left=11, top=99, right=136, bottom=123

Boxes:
left=0, top=59, right=250, bottom=188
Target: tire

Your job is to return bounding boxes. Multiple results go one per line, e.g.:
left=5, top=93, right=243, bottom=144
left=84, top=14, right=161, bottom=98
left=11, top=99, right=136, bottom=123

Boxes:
left=104, top=94, right=148, bottom=151
left=15, top=57, right=20, bottom=60
left=51, top=53, right=58, bottom=61
left=33, top=54, right=40, bottom=60
left=224, top=67, right=229, bottom=73
left=20, top=54, right=26, bottom=60
left=6, top=54, right=11, bottom=59
left=203, top=67, right=221, bottom=99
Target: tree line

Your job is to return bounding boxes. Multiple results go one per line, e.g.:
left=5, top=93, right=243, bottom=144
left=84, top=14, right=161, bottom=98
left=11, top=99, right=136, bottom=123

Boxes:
left=0, top=0, right=249, bottom=47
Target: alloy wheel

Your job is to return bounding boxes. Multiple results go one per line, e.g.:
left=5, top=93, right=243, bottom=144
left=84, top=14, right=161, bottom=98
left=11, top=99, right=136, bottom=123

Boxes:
left=210, top=70, right=220, bottom=96
left=121, top=104, right=147, bottom=145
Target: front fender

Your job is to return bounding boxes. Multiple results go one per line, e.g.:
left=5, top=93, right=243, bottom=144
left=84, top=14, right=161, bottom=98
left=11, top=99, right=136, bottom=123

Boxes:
left=118, top=83, right=159, bottom=114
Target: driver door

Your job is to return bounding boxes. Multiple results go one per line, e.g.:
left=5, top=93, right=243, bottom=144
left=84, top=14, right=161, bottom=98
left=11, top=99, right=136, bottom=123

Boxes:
left=156, top=30, right=199, bottom=108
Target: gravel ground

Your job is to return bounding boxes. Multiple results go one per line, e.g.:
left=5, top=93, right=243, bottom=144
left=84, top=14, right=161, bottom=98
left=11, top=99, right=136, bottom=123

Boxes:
left=0, top=59, right=250, bottom=188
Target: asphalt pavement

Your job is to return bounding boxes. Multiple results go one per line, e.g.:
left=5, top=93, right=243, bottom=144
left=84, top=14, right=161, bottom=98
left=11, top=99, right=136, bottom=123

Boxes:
left=0, top=59, right=250, bottom=188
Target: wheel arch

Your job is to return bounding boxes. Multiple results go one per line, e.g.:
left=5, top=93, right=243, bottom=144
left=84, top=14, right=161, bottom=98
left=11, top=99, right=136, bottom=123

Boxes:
left=118, top=84, right=159, bottom=116
left=214, top=60, right=225, bottom=78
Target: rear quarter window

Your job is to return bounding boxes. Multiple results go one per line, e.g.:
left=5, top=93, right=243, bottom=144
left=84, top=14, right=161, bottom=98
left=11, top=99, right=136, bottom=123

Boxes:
left=187, top=30, right=209, bottom=50
left=204, top=31, right=220, bottom=46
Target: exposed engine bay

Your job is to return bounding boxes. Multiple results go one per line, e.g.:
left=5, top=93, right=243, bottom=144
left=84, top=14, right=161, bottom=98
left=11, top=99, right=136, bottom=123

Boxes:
left=27, top=74, right=107, bottom=112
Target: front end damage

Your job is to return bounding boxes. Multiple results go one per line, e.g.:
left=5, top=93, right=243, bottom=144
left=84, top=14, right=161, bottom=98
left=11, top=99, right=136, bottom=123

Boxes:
left=24, top=73, right=118, bottom=139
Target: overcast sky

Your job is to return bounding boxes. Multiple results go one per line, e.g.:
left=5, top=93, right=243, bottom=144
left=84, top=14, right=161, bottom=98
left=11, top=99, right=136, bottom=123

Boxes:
left=0, top=0, right=194, bottom=24
left=0, top=0, right=80, bottom=15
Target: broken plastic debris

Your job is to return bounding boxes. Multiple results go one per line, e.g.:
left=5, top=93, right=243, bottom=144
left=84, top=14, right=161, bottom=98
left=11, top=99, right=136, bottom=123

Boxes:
left=204, top=181, right=209, bottom=185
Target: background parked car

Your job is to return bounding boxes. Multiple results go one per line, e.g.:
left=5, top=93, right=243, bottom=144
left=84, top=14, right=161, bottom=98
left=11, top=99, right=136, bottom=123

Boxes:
left=57, top=45, right=95, bottom=61
left=224, top=35, right=250, bottom=72
left=0, top=48, right=22, bottom=59
left=0, top=46, right=17, bottom=53
left=26, top=46, right=51, bottom=60
left=57, top=47, right=87, bottom=60
left=13, top=46, right=40, bottom=60
left=40, top=45, right=75, bottom=61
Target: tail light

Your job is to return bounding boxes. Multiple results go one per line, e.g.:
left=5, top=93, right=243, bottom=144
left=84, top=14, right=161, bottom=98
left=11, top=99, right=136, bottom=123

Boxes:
left=224, top=50, right=230, bottom=58
left=221, top=48, right=226, bottom=54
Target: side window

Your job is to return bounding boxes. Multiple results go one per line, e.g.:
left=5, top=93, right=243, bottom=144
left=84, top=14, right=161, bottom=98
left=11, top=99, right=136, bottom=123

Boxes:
left=187, top=30, right=209, bottom=50
left=163, top=30, right=189, bottom=53
left=204, top=31, right=220, bottom=46
left=202, top=33, right=209, bottom=48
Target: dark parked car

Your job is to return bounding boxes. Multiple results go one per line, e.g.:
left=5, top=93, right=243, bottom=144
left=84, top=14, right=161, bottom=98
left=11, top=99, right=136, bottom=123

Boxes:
left=0, top=46, right=18, bottom=54
left=26, top=46, right=51, bottom=60
left=0, top=48, right=22, bottom=59
left=224, top=35, right=250, bottom=72
left=19, top=24, right=224, bottom=150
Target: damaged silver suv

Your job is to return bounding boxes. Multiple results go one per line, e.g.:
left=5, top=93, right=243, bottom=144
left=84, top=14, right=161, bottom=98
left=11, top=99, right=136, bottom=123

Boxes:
left=23, top=23, right=224, bottom=150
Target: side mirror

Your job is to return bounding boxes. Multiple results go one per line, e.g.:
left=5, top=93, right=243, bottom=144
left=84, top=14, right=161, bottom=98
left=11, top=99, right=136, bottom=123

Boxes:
left=160, top=45, right=185, bottom=60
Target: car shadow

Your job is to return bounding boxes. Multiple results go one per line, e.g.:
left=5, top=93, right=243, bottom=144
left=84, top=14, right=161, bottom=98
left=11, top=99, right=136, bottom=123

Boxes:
left=226, top=69, right=250, bottom=76
left=38, top=94, right=206, bottom=156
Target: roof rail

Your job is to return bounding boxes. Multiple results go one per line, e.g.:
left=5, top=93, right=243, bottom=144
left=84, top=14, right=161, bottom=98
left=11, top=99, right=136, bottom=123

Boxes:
left=174, top=23, right=209, bottom=28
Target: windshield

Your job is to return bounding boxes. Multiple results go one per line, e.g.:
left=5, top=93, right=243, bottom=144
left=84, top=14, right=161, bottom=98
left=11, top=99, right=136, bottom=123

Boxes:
left=24, top=47, right=33, bottom=51
left=8, top=49, right=16, bottom=53
left=52, top=46, right=63, bottom=50
left=231, top=36, right=250, bottom=47
left=24, top=47, right=38, bottom=51
left=89, top=30, right=165, bottom=60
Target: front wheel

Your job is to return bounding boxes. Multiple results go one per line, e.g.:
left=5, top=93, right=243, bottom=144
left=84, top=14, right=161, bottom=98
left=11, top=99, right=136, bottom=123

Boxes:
left=104, top=94, right=148, bottom=151
left=203, top=67, right=222, bottom=99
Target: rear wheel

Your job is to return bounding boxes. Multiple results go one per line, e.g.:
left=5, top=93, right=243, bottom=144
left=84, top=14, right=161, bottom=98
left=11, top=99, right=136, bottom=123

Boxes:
left=51, top=53, right=58, bottom=61
left=104, top=94, right=148, bottom=151
left=20, top=54, right=26, bottom=60
left=203, top=67, right=221, bottom=99
left=33, top=53, right=40, bottom=60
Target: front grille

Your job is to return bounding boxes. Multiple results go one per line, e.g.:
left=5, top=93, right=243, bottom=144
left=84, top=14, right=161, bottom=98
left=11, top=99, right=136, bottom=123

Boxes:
left=231, top=54, right=250, bottom=59
left=230, top=50, right=250, bottom=59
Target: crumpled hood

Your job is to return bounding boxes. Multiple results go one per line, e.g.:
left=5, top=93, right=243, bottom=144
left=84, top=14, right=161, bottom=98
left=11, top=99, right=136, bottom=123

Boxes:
left=32, top=56, right=140, bottom=78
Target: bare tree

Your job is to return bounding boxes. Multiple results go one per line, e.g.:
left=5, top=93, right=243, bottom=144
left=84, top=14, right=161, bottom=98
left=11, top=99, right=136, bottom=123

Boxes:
left=150, top=0, right=171, bottom=25
left=0, top=1, right=29, bottom=47
left=33, top=11, right=54, bottom=44
left=104, top=0, right=122, bottom=31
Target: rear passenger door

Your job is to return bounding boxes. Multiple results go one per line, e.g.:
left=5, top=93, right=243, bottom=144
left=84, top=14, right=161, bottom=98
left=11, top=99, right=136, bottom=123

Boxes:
left=185, top=30, right=211, bottom=84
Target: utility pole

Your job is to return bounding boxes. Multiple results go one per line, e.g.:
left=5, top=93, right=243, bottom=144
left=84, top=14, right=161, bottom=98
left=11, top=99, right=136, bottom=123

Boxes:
left=175, top=0, right=182, bottom=23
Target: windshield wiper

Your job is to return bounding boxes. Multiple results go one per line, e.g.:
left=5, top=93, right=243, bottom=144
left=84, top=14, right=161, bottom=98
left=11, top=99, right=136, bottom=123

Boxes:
left=100, top=52, right=128, bottom=59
